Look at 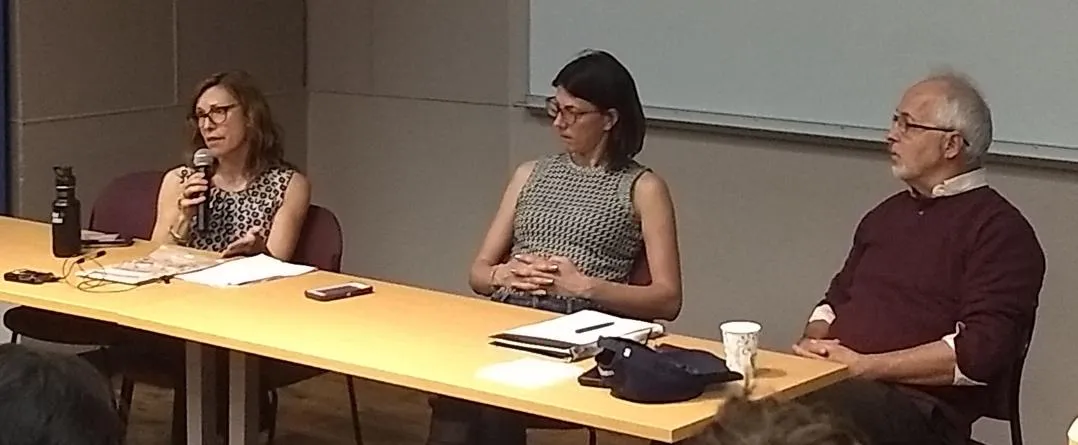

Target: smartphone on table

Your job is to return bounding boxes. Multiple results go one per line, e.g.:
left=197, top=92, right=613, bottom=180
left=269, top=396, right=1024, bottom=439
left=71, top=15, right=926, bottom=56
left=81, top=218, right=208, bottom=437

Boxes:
left=304, top=282, right=374, bottom=302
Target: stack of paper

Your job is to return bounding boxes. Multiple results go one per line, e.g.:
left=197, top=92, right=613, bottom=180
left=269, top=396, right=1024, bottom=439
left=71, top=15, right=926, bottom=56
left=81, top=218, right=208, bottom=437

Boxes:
left=78, top=245, right=223, bottom=285
left=490, top=310, right=665, bottom=361
left=176, top=254, right=315, bottom=287
left=81, top=230, right=121, bottom=243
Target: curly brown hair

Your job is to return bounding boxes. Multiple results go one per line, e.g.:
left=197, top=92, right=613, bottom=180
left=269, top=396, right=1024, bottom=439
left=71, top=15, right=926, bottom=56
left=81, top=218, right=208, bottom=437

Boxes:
left=696, top=394, right=865, bottom=445
left=185, top=70, right=290, bottom=175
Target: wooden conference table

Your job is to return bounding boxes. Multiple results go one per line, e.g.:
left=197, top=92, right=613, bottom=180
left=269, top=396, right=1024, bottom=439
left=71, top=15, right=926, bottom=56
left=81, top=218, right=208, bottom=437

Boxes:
left=0, top=216, right=848, bottom=444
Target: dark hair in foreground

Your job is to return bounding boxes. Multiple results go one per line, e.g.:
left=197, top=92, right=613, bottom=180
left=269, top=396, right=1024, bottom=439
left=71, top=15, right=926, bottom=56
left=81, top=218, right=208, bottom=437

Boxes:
left=696, top=394, right=864, bottom=445
left=186, top=70, right=290, bottom=175
left=0, top=344, right=123, bottom=445
left=553, top=49, right=646, bottom=170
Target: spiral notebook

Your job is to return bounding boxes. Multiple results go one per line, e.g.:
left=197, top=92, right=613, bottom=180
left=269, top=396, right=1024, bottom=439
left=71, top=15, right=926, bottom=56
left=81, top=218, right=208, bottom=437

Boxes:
left=489, top=310, right=665, bottom=362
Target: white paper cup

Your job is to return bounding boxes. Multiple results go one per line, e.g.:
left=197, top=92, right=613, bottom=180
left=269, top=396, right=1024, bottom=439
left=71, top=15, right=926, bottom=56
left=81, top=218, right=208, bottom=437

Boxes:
left=721, top=321, right=761, bottom=383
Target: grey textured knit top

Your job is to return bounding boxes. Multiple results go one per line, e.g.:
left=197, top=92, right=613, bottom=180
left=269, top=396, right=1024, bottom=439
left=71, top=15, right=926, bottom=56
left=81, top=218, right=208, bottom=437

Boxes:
left=497, top=153, right=647, bottom=301
left=185, top=166, right=295, bottom=253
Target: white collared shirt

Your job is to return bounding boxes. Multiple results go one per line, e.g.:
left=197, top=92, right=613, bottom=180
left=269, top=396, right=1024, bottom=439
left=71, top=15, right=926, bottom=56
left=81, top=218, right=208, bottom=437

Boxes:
left=811, top=168, right=989, bottom=386
left=915, top=168, right=989, bottom=198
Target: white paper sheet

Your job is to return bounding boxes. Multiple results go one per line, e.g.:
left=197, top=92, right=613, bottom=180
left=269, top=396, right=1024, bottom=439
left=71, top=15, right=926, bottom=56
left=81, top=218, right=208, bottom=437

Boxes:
left=175, top=254, right=315, bottom=287
left=80, top=230, right=121, bottom=242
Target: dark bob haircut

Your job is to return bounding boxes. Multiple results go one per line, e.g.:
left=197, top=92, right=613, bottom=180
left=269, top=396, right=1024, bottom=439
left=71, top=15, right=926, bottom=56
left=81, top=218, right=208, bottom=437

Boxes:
left=0, top=344, right=123, bottom=445
left=552, top=49, right=646, bottom=171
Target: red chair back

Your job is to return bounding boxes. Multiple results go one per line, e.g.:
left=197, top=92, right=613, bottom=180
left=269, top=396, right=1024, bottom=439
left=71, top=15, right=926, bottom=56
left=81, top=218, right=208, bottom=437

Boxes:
left=982, top=315, right=1036, bottom=445
left=87, top=171, right=165, bottom=240
left=291, top=205, right=343, bottom=272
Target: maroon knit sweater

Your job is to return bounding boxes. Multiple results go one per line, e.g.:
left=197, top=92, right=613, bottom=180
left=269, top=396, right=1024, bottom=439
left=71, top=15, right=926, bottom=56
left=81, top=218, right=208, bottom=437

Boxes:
left=823, top=186, right=1044, bottom=429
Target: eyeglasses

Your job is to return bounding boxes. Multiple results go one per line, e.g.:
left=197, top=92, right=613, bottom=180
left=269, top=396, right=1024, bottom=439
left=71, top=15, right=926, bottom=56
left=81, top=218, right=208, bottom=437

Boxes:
left=545, top=97, right=600, bottom=126
left=192, top=103, right=239, bottom=125
left=891, top=114, right=969, bottom=146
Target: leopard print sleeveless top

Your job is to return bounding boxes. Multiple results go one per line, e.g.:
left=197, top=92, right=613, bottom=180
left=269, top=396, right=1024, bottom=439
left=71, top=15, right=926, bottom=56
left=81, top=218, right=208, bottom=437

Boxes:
left=186, top=166, right=294, bottom=253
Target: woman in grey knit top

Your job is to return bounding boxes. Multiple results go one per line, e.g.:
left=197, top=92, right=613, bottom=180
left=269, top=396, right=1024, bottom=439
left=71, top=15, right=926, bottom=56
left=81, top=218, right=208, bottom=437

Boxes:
left=469, top=50, right=682, bottom=322
left=427, top=50, right=683, bottom=445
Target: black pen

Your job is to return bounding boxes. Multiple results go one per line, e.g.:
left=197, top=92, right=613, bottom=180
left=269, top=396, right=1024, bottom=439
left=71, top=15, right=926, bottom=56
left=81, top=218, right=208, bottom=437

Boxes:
left=575, top=321, right=615, bottom=334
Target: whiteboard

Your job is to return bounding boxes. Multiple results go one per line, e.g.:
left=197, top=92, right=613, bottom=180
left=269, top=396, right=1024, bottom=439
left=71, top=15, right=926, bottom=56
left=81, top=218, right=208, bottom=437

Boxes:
left=529, top=1, right=1078, bottom=162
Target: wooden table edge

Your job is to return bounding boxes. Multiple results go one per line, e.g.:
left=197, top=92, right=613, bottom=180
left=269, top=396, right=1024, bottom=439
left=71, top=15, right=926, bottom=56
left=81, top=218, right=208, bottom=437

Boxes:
left=0, top=291, right=129, bottom=327
left=118, top=314, right=850, bottom=443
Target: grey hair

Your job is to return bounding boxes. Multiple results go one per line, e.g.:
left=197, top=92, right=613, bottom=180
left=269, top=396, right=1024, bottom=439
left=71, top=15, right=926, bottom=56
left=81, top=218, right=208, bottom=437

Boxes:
left=921, top=70, right=993, bottom=166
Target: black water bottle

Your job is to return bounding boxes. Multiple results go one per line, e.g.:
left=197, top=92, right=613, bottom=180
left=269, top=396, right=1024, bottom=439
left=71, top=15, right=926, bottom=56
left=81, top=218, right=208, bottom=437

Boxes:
left=51, top=166, right=82, bottom=258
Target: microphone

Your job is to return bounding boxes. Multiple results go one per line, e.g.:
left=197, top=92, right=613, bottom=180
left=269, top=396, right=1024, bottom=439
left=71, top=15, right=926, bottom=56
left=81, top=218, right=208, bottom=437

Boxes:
left=192, top=148, right=214, bottom=233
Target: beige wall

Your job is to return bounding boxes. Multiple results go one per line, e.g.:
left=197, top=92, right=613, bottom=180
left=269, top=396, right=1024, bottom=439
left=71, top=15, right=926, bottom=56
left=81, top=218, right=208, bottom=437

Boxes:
left=7, top=0, right=307, bottom=221
left=307, top=0, right=511, bottom=291
left=307, top=1, right=1077, bottom=443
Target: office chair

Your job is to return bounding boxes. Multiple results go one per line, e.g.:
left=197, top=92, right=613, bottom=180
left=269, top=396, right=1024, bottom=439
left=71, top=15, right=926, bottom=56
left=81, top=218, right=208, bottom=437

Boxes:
left=969, top=317, right=1036, bottom=445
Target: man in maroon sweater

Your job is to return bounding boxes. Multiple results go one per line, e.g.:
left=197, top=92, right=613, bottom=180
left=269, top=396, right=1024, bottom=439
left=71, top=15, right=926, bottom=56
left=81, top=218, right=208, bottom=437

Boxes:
left=792, top=72, right=1045, bottom=445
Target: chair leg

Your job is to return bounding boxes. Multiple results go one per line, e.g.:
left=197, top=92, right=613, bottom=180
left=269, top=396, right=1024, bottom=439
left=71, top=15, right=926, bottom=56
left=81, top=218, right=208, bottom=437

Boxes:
left=8, top=331, right=18, bottom=344
left=1010, top=418, right=1022, bottom=445
left=267, top=389, right=279, bottom=445
left=116, top=377, right=135, bottom=443
left=118, top=377, right=135, bottom=425
left=99, top=348, right=116, bottom=380
left=346, top=376, right=365, bottom=445
left=97, top=348, right=118, bottom=401
left=587, top=427, right=597, bottom=445
left=170, top=388, right=186, bottom=445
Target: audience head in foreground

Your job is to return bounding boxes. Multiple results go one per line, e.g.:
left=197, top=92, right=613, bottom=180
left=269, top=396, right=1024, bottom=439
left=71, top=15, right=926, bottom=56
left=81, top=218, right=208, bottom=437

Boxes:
left=0, top=343, right=123, bottom=445
left=792, top=71, right=1044, bottom=445
left=699, top=395, right=863, bottom=445
left=432, top=49, right=682, bottom=445
left=151, top=70, right=311, bottom=260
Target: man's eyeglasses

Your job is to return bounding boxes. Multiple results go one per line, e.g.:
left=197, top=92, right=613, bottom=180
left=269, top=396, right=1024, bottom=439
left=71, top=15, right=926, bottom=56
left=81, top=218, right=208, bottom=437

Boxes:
left=891, top=114, right=968, bottom=146
left=545, top=97, right=600, bottom=126
left=192, top=104, right=239, bottom=125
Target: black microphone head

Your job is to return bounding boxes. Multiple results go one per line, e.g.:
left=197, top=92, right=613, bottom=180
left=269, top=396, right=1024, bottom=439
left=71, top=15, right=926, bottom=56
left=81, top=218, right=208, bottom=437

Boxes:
left=192, top=148, right=214, bottom=168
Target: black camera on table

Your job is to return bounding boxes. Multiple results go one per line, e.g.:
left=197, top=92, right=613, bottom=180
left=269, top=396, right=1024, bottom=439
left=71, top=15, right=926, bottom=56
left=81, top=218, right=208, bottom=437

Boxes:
left=3, top=269, right=60, bottom=285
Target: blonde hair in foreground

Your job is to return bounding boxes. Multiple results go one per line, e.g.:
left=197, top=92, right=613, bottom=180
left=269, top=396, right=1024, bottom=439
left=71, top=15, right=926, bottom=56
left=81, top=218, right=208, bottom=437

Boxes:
left=695, top=394, right=865, bottom=445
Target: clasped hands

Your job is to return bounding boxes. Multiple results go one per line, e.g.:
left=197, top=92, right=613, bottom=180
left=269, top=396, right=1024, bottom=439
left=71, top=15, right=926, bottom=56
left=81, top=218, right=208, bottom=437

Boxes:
left=793, top=337, right=871, bottom=377
left=493, top=253, right=595, bottom=298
